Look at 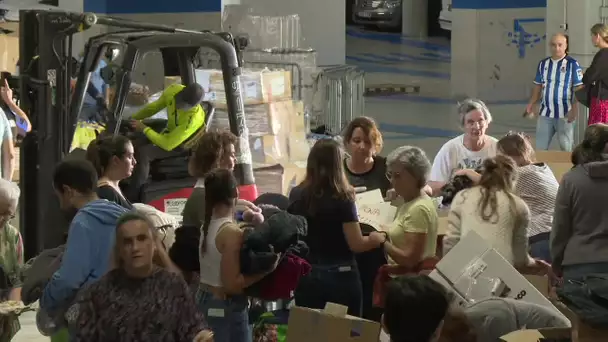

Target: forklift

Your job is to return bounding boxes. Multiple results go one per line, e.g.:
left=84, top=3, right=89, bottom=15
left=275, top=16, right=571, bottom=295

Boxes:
left=17, top=10, right=258, bottom=258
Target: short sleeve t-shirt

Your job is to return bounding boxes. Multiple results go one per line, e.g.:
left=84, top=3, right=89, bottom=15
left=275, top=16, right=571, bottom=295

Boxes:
left=388, top=194, right=438, bottom=265
left=344, top=156, right=392, bottom=198
left=429, top=134, right=498, bottom=183
left=288, top=186, right=358, bottom=264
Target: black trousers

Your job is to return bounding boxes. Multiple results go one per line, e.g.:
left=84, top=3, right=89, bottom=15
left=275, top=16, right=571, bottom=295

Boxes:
left=126, top=135, right=177, bottom=202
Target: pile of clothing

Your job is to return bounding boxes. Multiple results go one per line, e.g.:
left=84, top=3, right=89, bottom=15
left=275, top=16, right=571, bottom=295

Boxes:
left=240, top=207, right=311, bottom=300
left=440, top=165, right=484, bottom=206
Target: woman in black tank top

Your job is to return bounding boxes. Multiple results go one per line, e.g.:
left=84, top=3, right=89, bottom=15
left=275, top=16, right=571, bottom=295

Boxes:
left=86, top=135, right=136, bottom=209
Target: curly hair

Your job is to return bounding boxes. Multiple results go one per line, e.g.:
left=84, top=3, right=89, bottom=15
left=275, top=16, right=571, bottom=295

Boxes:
left=187, top=129, right=237, bottom=178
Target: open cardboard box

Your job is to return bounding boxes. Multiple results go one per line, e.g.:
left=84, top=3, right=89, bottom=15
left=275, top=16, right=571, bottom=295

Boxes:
left=429, top=231, right=572, bottom=341
left=287, top=302, right=381, bottom=342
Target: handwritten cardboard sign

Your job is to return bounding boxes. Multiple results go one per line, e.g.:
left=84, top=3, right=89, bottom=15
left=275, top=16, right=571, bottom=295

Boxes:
left=355, top=189, right=384, bottom=205
left=357, top=202, right=396, bottom=231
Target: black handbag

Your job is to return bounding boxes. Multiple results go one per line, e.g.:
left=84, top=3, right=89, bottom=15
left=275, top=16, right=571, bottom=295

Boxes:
left=575, top=86, right=590, bottom=108
left=577, top=82, right=603, bottom=108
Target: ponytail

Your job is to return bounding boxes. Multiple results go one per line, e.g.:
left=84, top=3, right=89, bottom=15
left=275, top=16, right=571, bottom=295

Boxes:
left=200, top=192, right=214, bottom=255
left=199, top=168, right=239, bottom=255
left=86, top=140, right=105, bottom=177
left=477, top=156, right=518, bottom=225
left=85, top=135, right=131, bottom=178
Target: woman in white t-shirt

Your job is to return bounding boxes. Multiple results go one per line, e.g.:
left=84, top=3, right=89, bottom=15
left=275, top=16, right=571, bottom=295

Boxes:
left=428, top=99, right=498, bottom=196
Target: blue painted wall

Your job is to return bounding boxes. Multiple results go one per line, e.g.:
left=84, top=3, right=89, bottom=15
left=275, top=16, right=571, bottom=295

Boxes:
left=453, top=0, right=547, bottom=9
left=84, top=0, right=221, bottom=14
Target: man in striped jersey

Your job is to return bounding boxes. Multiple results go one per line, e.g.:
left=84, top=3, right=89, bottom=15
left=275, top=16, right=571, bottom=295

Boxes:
left=526, top=33, right=583, bottom=152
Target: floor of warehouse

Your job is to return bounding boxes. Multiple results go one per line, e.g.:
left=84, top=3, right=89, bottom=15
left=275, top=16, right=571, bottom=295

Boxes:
left=12, top=26, right=556, bottom=341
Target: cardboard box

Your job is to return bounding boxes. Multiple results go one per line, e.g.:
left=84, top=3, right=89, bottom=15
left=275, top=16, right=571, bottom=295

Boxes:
left=250, top=135, right=288, bottom=166
left=253, top=162, right=306, bottom=196
left=290, top=101, right=307, bottom=132
left=288, top=131, right=310, bottom=162
left=205, top=69, right=292, bottom=106
left=432, top=231, right=570, bottom=322
left=287, top=303, right=381, bottom=342
left=535, top=150, right=572, bottom=182
left=209, top=101, right=294, bottom=136
left=164, top=76, right=182, bottom=89
left=535, top=151, right=571, bottom=163
left=0, top=34, right=19, bottom=74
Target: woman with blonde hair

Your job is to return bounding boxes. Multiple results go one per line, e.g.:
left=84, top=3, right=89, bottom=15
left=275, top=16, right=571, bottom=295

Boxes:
left=582, top=23, right=608, bottom=124
left=68, top=211, right=213, bottom=341
left=443, top=155, right=549, bottom=273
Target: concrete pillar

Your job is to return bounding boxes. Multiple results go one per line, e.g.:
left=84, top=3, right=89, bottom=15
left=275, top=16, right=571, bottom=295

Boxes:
left=402, top=0, right=427, bottom=38
left=450, top=0, right=547, bottom=102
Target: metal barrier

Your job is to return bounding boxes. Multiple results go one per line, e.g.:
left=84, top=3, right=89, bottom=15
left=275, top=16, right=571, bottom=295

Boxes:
left=312, top=65, right=365, bottom=134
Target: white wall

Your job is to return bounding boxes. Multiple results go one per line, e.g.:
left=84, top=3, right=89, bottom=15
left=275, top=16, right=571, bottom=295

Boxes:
left=546, top=0, right=605, bottom=68
left=238, top=0, right=345, bottom=65
left=451, top=8, right=547, bottom=101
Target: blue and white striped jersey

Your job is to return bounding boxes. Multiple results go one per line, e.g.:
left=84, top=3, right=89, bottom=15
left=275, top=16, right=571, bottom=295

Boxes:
left=534, top=55, right=583, bottom=118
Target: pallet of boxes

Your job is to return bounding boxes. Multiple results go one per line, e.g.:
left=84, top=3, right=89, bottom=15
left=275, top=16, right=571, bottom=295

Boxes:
left=168, top=68, right=310, bottom=197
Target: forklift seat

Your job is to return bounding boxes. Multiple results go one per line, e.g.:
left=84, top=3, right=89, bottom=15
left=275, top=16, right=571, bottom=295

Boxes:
left=148, top=101, right=215, bottom=181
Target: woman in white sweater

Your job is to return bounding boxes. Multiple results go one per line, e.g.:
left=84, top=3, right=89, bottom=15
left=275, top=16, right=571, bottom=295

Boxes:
left=443, top=156, right=548, bottom=273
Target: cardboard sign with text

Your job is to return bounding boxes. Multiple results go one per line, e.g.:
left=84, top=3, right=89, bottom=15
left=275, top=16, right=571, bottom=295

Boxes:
left=355, top=189, right=384, bottom=205
left=357, top=202, right=396, bottom=231
left=355, top=189, right=395, bottom=231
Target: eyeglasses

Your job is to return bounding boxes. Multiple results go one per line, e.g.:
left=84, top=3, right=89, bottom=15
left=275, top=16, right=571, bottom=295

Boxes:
left=386, top=171, right=401, bottom=181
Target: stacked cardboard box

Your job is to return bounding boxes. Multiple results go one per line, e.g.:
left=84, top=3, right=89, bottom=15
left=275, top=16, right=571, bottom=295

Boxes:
left=166, top=69, right=309, bottom=165
left=165, top=69, right=309, bottom=195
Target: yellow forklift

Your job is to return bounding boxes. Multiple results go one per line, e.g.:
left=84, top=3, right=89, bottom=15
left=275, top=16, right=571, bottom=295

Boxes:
left=17, top=10, right=257, bottom=257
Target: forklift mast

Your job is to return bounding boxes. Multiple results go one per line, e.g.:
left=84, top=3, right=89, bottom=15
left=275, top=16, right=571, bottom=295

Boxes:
left=18, top=10, right=255, bottom=258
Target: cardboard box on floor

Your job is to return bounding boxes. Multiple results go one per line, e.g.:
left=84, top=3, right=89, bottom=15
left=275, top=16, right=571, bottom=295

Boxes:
left=287, top=302, right=381, bottom=342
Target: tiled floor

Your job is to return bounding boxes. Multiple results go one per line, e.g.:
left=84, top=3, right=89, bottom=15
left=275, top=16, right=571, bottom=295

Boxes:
left=12, top=26, right=575, bottom=341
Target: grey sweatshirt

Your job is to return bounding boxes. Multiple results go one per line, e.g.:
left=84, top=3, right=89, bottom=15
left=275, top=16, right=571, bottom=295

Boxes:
left=551, top=161, right=608, bottom=269
left=464, top=298, right=570, bottom=342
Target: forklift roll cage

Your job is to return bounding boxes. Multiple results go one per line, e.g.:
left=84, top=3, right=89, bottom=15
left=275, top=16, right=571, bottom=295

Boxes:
left=18, top=10, right=255, bottom=258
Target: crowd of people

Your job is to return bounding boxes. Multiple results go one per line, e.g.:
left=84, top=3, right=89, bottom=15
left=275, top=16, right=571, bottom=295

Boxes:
left=0, top=22, right=607, bottom=342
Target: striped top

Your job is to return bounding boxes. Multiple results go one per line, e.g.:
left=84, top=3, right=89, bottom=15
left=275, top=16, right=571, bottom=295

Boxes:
left=514, top=163, right=559, bottom=237
left=534, top=55, right=583, bottom=118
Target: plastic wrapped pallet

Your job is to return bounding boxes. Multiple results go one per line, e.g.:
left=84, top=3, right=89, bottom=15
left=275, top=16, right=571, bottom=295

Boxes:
left=222, top=5, right=304, bottom=50
left=208, top=100, right=310, bottom=166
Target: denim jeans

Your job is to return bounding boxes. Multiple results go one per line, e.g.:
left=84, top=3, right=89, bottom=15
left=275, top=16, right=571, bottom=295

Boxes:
left=196, top=288, right=251, bottom=342
left=294, top=262, right=363, bottom=317
left=528, top=233, right=551, bottom=263
left=562, top=262, right=608, bottom=283
left=535, top=116, right=574, bottom=152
